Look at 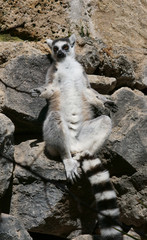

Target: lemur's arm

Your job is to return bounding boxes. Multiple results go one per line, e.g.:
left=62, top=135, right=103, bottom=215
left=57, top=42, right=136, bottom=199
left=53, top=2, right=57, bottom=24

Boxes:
left=83, top=71, right=118, bottom=112
left=30, top=63, right=56, bottom=98
left=84, top=88, right=105, bottom=108
left=31, top=83, right=57, bottom=99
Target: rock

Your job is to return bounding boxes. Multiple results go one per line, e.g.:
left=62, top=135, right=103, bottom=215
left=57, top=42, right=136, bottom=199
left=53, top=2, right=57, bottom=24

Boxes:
left=88, top=75, right=116, bottom=94
left=10, top=140, right=97, bottom=238
left=112, top=175, right=147, bottom=228
left=0, top=89, right=5, bottom=111
left=11, top=140, right=66, bottom=233
left=0, top=1, right=70, bottom=40
left=97, top=54, right=135, bottom=88
left=109, top=87, right=147, bottom=172
left=0, top=113, right=14, bottom=200
left=1, top=0, right=147, bottom=90
left=101, top=87, right=147, bottom=234
left=0, top=52, right=51, bottom=134
left=77, top=45, right=100, bottom=74
left=123, top=229, right=141, bottom=240
left=0, top=41, right=49, bottom=66
left=0, top=213, right=32, bottom=240
left=1, top=1, right=147, bottom=238
left=72, top=235, right=100, bottom=240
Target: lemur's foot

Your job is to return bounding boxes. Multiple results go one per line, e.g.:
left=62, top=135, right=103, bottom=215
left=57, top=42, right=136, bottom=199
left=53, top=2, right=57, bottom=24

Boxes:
left=63, top=158, right=80, bottom=183
left=74, top=150, right=93, bottom=162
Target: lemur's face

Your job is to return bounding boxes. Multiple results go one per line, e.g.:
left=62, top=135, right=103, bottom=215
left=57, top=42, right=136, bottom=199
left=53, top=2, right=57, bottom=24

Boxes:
left=46, top=34, right=76, bottom=61
left=52, top=41, right=71, bottom=60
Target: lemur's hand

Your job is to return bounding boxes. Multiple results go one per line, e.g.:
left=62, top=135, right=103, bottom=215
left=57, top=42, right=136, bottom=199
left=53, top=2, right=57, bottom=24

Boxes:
left=30, top=87, right=45, bottom=97
left=104, top=100, right=118, bottom=113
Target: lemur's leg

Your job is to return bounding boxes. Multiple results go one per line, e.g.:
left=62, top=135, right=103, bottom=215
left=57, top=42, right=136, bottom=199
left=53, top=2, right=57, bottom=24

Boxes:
left=74, top=115, right=112, bottom=159
left=43, top=111, right=79, bottom=181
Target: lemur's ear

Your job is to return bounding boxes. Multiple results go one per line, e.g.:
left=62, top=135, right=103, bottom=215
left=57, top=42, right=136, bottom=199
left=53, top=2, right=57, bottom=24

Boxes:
left=69, top=34, right=76, bottom=47
left=46, top=39, right=53, bottom=48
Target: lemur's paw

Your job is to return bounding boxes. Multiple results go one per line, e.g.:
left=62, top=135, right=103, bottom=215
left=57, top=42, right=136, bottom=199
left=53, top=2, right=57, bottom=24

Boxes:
left=30, top=88, right=43, bottom=97
left=104, top=100, right=118, bottom=113
left=63, top=158, right=80, bottom=183
left=74, top=150, right=93, bottom=162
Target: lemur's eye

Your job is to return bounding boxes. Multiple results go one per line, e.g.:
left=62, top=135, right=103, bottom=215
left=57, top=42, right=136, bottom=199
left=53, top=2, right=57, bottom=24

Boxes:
left=62, top=44, right=69, bottom=51
left=53, top=46, right=58, bottom=53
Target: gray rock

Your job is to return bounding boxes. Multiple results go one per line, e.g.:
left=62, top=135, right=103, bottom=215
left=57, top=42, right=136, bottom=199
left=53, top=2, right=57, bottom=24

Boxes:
left=109, top=87, right=147, bottom=171
left=0, top=89, right=5, bottom=111
left=1, top=54, right=51, bottom=134
left=112, top=175, right=147, bottom=228
left=0, top=113, right=14, bottom=200
left=77, top=45, right=100, bottom=74
left=72, top=235, right=100, bottom=240
left=0, top=213, right=32, bottom=240
left=10, top=140, right=97, bottom=238
left=134, top=64, right=147, bottom=91
left=98, top=55, right=135, bottom=88
left=102, top=87, right=147, bottom=233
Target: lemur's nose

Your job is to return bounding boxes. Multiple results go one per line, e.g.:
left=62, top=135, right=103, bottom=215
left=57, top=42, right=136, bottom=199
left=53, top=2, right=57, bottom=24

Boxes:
left=57, top=50, right=65, bottom=58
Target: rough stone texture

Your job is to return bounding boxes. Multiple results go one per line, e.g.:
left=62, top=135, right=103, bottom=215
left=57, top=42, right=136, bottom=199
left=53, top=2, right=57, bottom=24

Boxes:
left=1, top=0, right=147, bottom=89
left=0, top=41, right=50, bottom=66
left=88, top=75, right=116, bottom=94
left=72, top=235, right=100, bottom=240
left=0, top=49, right=51, bottom=134
left=0, top=0, right=70, bottom=40
left=99, top=87, right=147, bottom=236
left=0, top=89, right=5, bottom=111
left=0, top=213, right=32, bottom=240
left=10, top=140, right=97, bottom=238
left=77, top=43, right=101, bottom=74
left=97, top=54, right=135, bottom=88
left=110, top=87, right=147, bottom=171
left=0, top=113, right=14, bottom=199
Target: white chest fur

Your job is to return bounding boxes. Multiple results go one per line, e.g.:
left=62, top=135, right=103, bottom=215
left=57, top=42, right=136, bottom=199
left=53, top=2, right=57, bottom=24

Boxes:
left=54, top=57, right=86, bottom=131
left=55, top=57, right=84, bottom=85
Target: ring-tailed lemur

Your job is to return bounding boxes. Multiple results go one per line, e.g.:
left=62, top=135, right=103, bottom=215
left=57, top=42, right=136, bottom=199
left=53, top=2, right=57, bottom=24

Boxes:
left=31, top=34, right=123, bottom=240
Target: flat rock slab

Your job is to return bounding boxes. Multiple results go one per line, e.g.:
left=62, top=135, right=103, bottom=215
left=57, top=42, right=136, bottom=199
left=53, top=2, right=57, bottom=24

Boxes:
left=88, top=75, right=116, bottom=94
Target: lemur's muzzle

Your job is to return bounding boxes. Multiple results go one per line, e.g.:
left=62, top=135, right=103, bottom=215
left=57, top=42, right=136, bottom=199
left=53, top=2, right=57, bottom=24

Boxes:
left=57, top=50, right=65, bottom=59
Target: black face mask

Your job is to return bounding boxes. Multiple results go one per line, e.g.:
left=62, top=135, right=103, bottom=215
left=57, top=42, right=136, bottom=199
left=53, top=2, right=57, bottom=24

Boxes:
left=57, top=50, right=66, bottom=59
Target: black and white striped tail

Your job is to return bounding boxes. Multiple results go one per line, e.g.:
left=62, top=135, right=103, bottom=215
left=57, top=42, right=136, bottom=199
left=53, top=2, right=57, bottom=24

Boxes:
left=82, top=158, right=123, bottom=240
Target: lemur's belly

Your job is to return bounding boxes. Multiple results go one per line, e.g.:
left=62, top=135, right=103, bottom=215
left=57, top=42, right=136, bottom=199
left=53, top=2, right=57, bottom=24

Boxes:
left=60, top=88, right=92, bottom=139
left=61, top=92, right=83, bottom=131
left=55, top=64, right=92, bottom=138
